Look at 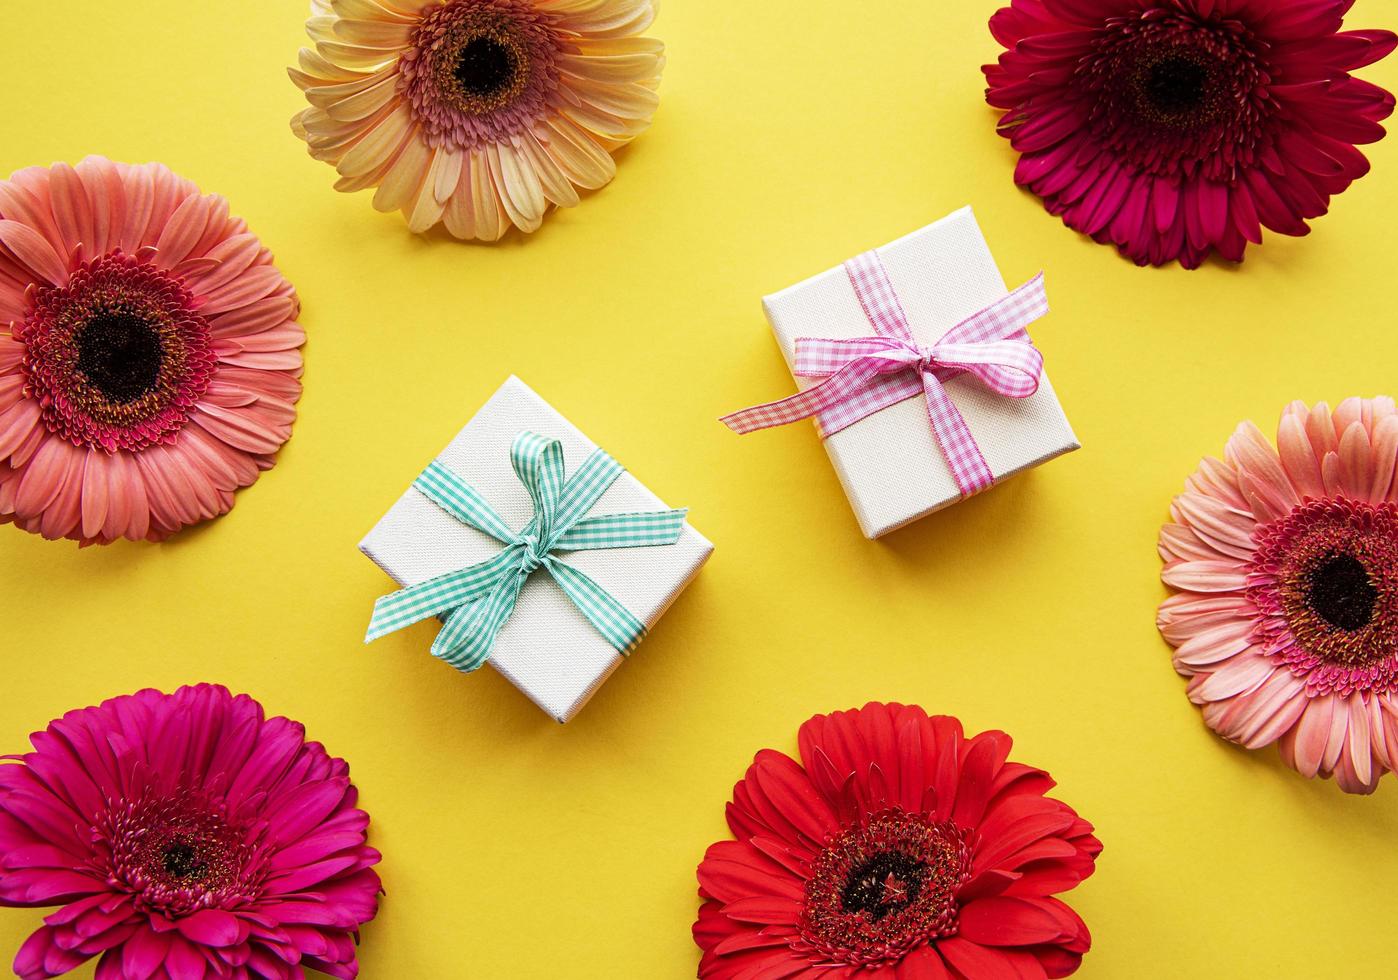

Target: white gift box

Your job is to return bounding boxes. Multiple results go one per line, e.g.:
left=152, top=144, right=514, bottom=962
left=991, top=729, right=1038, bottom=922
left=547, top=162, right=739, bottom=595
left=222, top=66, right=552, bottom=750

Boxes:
left=360, top=376, right=713, bottom=723
left=760, top=206, right=1079, bottom=538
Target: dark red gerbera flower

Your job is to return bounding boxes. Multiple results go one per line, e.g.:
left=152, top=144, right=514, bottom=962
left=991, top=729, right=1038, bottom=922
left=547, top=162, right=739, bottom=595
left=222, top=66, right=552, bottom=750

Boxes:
left=693, top=704, right=1102, bottom=979
left=983, top=0, right=1396, bottom=267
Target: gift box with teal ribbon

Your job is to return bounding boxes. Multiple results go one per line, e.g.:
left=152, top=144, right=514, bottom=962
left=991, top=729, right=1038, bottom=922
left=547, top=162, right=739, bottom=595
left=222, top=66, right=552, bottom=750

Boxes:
left=359, top=377, right=714, bottom=722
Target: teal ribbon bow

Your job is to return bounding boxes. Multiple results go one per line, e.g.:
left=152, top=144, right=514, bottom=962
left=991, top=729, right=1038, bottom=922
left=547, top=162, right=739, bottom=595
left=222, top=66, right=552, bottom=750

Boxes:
left=366, top=431, right=689, bottom=673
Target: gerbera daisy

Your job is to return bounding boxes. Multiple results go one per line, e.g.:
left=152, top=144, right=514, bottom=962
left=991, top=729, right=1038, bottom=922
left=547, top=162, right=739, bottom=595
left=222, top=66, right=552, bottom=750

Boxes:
left=0, top=157, right=304, bottom=545
left=289, top=0, right=664, bottom=240
left=1159, top=398, right=1398, bottom=794
left=694, top=703, right=1101, bottom=979
left=983, top=0, right=1397, bottom=267
left=0, top=684, right=382, bottom=980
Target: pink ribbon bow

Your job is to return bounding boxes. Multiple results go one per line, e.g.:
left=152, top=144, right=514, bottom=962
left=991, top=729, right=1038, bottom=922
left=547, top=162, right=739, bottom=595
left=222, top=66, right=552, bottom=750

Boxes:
left=722, top=250, right=1049, bottom=497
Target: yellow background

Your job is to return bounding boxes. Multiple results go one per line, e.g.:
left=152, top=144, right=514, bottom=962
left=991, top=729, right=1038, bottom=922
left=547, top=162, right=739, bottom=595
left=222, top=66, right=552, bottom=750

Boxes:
left=2, top=1, right=1397, bottom=976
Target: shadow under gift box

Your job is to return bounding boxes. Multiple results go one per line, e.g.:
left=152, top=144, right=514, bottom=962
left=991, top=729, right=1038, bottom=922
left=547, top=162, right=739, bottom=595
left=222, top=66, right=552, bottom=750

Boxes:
left=359, top=376, right=714, bottom=723
left=760, top=206, right=1080, bottom=539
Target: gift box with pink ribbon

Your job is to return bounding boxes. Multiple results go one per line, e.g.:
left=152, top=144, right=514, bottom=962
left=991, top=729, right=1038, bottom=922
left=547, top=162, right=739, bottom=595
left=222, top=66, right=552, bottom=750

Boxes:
left=724, top=206, right=1079, bottom=538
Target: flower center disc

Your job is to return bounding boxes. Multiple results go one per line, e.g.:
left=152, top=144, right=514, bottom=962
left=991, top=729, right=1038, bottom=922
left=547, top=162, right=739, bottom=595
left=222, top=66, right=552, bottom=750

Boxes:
left=97, top=792, right=267, bottom=916
left=798, top=810, right=970, bottom=966
left=19, top=252, right=215, bottom=454
left=75, top=312, right=164, bottom=404
left=399, top=0, right=563, bottom=150
left=1140, top=54, right=1211, bottom=118
left=1077, top=13, right=1272, bottom=179
left=1250, top=497, right=1398, bottom=696
left=160, top=839, right=210, bottom=882
left=455, top=36, right=516, bottom=98
left=1308, top=553, right=1378, bottom=631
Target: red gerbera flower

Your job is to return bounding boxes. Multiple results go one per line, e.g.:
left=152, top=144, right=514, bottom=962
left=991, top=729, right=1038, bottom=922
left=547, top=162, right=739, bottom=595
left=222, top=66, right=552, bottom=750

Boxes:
left=0, top=685, right=381, bottom=979
left=693, top=704, right=1102, bottom=979
left=983, top=0, right=1397, bottom=267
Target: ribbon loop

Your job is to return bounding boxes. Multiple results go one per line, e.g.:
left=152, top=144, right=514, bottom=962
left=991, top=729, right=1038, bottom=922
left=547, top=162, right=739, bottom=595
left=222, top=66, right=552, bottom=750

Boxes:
left=366, top=431, right=688, bottom=672
left=721, top=252, right=1050, bottom=499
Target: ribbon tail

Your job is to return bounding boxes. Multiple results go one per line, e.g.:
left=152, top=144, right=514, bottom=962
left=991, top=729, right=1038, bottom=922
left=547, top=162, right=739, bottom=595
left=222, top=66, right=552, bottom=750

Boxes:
left=919, top=369, right=995, bottom=498
left=545, top=558, right=647, bottom=656
left=364, top=546, right=524, bottom=645
left=721, top=359, right=886, bottom=434
left=552, top=509, right=688, bottom=551
left=431, top=572, right=526, bottom=672
left=940, top=272, right=1049, bottom=345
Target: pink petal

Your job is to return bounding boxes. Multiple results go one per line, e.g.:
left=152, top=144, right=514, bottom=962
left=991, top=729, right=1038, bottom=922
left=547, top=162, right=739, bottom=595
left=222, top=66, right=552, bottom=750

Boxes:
left=0, top=219, right=69, bottom=286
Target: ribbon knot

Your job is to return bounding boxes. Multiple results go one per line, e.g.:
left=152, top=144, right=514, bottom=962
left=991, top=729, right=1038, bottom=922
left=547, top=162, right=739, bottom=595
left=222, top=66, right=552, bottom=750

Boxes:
left=721, top=250, right=1049, bottom=498
left=365, top=431, right=689, bottom=674
left=517, top=533, right=547, bottom=575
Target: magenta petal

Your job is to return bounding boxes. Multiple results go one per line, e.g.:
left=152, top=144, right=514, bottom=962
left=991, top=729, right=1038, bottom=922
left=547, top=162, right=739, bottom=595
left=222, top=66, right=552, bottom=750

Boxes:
left=14, top=925, right=90, bottom=980
left=122, top=925, right=171, bottom=978
left=176, top=909, right=243, bottom=948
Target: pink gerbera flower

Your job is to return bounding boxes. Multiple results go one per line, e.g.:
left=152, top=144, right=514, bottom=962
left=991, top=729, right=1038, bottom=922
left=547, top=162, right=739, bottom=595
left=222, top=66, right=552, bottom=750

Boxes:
left=1159, top=398, right=1398, bottom=794
left=983, top=0, right=1396, bottom=267
left=0, top=157, right=304, bottom=544
left=0, top=685, right=382, bottom=979
left=694, top=703, right=1102, bottom=979
left=289, top=0, right=664, bottom=240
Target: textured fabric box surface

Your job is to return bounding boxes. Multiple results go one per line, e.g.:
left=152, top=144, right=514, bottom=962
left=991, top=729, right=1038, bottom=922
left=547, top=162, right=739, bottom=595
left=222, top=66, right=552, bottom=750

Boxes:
left=762, top=207, right=1080, bottom=537
left=360, top=377, right=714, bottom=722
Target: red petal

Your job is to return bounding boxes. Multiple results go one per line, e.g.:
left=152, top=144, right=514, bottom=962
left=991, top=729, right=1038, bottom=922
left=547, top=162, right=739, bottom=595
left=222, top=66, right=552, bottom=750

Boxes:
left=959, top=897, right=1073, bottom=946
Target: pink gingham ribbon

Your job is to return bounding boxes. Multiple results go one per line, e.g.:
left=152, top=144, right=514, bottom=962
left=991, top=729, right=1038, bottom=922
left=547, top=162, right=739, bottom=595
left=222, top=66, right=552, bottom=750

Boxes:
left=722, top=251, right=1049, bottom=497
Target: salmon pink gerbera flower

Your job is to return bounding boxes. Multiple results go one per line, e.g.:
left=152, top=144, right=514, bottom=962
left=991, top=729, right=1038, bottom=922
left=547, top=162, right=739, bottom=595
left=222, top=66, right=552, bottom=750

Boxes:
left=983, top=0, right=1397, bottom=267
left=694, top=704, right=1102, bottom=979
left=289, top=0, right=664, bottom=240
left=1159, top=398, right=1398, bottom=794
left=0, top=157, right=304, bottom=545
left=0, top=685, right=382, bottom=980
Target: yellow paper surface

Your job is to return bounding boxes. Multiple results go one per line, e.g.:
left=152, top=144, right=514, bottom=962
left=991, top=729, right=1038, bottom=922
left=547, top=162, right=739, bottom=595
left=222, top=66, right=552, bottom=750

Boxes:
left=1, top=1, right=1396, bottom=977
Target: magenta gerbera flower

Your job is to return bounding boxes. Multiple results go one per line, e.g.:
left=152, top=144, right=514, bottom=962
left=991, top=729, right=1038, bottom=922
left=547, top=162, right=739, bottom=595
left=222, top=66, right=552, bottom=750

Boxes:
left=983, top=0, right=1397, bottom=267
left=0, top=685, right=381, bottom=979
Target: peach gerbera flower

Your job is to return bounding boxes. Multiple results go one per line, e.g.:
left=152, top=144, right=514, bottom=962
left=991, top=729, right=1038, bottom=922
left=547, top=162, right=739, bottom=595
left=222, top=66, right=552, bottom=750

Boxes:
left=1158, top=398, right=1398, bottom=794
left=0, top=157, right=304, bottom=545
left=289, top=0, right=664, bottom=240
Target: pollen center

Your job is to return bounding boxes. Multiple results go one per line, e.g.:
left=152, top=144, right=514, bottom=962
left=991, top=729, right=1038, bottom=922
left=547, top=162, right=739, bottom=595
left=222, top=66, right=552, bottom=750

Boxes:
left=840, top=852, right=926, bottom=923
left=76, top=312, right=164, bottom=404
left=1249, top=497, right=1398, bottom=694
left=798, top=809, right=971, bottom=966
left=455, top=36, right=516, bottom=97
left=160, top=839, right=209, bottom=882
left=1308, top=552, right=1378, bottom=631
left=1143, top=55, right=1209, bottom=115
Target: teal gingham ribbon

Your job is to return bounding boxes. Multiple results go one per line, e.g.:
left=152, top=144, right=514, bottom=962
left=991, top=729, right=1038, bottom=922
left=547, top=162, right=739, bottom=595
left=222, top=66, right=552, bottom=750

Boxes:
left=365, top=431, right=689, bottom=673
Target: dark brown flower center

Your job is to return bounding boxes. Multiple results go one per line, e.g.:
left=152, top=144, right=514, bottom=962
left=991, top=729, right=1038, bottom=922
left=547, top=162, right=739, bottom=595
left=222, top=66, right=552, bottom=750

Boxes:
left=97, top=792, right=269, bottom=916
left=455, top=36, right=516, bottom=98
left=1249, top=498, right=1398, bottom=695
left=19, top=251, right=215, bottom=453
left=1078, top=14, right=1274, bottom=179
left=840, top=852, right=926, bottom=923
left=1308, top=552, right=1378, bottom=631
left=76, top=311, right=164, bottom=404
left=798, top=809, right=971, bottom=966
left=399, top=0, right=564, bottom=150
left=1140, top=54, right=1210, bottom=117
left=160, top=839, right=210, bottom=882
